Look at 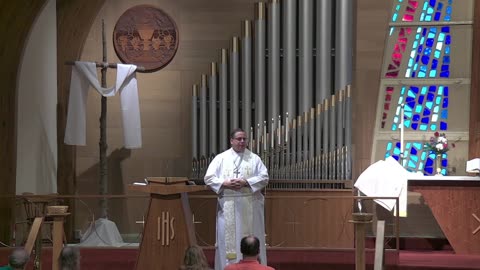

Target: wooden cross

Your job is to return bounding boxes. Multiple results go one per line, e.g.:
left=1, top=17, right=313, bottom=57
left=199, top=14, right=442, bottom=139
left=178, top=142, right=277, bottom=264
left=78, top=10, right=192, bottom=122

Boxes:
left=65, top=20, right=144, bottom=218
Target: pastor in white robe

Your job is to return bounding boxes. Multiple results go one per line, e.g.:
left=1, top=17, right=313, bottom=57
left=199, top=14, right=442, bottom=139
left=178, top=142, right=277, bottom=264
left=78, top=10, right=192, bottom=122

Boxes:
left=204, top=148, right=269, bottom=270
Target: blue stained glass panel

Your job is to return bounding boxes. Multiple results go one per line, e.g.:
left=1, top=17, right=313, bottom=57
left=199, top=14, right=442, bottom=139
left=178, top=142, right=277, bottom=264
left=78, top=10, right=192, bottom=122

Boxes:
left=415, top=105, right=423, bottom=113
left=446, top=35, right=451, bottom=45
left=440, top=122, right=447, bottom=130
left=442, top=159, right=448, bottom=167
left=412, top=123, right=418, bottom=130
left=421, top=55, right=430, bottom=64
left=437, top=2, right=443, bottom=10
left=446, top=6, right=452, bottom=14
left=418, top=95, right=425, bottom=104
left=442, top=98, right=448, bottom=108
left=408, top=160, right=416, bottom=168
left=441, top=110, right=448, bottom=119
left=431, top=59, right=438, bottom=69
left=438, top=33, right=445, bottom=42
left=426, top=38, right=434, bottom=47
left=423, top=108, right=431, bottom=116
left=426, top=158, right=433, bottom=166
left=421, top=117, right=429, bottom=124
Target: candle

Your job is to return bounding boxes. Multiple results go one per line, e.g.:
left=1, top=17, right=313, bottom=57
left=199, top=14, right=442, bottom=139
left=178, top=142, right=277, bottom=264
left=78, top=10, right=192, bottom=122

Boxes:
left=278, top=115, right=281, bottom=145
left=285, top=112, right=289, bottom=143
left=257, top=123, right=260, bottom=153
left=271, top=118, right=274, bottom=149
left=263, top=121, right=267, bottom=151
left=400, top=103, right=405, bottom=163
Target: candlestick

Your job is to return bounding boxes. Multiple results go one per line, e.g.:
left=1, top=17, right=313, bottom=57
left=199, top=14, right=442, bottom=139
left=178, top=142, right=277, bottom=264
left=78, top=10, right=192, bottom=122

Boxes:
left=400, top=103, right=405, bottom=165
left=271, top=118, right=274, bottom=149
left=285, top=112, right=289, bottom=143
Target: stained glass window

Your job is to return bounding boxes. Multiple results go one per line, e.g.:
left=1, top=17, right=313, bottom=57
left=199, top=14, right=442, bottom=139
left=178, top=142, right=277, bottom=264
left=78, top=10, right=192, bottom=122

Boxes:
left=374, top=0, right=472, bottom=176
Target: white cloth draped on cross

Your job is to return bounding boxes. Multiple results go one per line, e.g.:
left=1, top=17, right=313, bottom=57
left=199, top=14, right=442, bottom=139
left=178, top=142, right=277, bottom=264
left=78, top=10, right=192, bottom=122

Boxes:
left=64, top=61, right=142, bottom=149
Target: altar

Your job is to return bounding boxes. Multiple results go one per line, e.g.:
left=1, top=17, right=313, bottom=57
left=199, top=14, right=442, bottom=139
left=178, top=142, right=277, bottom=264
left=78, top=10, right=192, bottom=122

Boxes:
left=408, top=176, right=480, bottom=254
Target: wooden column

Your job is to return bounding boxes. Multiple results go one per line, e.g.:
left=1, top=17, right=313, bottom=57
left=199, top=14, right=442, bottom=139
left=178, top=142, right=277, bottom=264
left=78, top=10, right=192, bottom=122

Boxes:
left=350, top=213, right=373, bottom=270
left=50, top=213, right=69, bottom=270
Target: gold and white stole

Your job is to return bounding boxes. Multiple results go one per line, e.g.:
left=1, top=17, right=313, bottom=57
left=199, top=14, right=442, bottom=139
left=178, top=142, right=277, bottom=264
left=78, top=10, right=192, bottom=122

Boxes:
left=223, top=161, right=253, bottom=262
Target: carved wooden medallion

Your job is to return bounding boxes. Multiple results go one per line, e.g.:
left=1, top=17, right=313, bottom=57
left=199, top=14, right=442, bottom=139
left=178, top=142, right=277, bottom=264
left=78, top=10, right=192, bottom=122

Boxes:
left=113, top=5, right=179, bottom=72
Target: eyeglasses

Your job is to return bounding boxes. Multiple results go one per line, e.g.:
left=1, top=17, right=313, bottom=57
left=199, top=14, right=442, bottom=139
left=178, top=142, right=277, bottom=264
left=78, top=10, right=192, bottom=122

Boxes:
left=234, top=137, right=248, bottom=142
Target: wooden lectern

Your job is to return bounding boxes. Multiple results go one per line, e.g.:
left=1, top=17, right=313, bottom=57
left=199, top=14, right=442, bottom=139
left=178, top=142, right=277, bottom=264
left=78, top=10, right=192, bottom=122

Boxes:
left=129, top=177, right=208, bottom=270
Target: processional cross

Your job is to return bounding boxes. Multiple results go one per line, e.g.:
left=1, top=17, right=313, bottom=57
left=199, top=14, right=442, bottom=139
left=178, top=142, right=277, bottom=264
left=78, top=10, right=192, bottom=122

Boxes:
left=66, top=20, right=144, bottom=218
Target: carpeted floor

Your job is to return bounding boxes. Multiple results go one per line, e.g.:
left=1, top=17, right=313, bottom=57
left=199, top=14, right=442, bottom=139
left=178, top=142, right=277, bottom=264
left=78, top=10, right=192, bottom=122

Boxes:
left=1, top=246, right=480, bottom=270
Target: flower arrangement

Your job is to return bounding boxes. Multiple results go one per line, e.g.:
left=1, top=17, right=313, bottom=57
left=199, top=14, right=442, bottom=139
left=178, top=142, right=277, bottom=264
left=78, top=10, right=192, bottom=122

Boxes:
left=424, top=132, right=455, bottom=155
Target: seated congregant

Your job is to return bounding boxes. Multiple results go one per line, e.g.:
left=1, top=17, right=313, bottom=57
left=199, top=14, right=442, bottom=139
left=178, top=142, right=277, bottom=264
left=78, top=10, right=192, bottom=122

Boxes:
left=224, top=235, right=275, bottom=270
left=59, top=246, right=80, bottom=270
left=179, top=245, right=212, bottom=270
left=0, top=248, right=29, bottom=270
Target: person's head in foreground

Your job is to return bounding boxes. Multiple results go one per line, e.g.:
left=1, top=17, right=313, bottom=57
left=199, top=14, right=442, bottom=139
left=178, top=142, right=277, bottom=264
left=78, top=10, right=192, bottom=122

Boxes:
left=8, top=248, right=29, bottom=270
left=241, top=235, right=260, bottom=259
left=59, top=246, right=80, bottom=270
left=180, top=245, right=210, bottom=270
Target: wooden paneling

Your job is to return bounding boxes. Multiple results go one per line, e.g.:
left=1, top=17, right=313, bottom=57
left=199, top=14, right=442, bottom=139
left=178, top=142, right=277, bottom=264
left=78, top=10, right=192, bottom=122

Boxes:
left=469, top=1, right=480, bottom=159
left=411, top=182, right=480, bottom=254
left=353, top=0, right=391, bottom=179
left=189, top=190, right=354, bottom=248
left=0, top=0, right=47, bottom=244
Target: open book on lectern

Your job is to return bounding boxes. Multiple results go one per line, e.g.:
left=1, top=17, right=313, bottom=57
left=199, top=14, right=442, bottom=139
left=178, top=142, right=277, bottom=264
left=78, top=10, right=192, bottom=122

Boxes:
left=354, top=156, right=409, bottom=217
left=466, top=158, right=480, bottom=173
